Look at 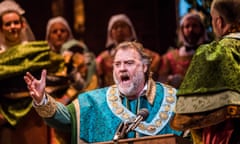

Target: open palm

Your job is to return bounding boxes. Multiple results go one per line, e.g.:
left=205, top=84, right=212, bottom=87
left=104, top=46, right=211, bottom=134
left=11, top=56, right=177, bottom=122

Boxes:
left=24, top=69, right=47, bottom=104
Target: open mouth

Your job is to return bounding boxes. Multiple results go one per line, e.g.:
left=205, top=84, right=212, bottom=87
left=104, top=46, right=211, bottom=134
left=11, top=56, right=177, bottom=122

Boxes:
left=120, top=74, right=130, bottom=83
left=9, top=29, right=18, bottom=34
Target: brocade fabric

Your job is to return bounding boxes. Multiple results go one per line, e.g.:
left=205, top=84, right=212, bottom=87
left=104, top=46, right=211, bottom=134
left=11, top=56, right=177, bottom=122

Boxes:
left=177, top=37, right=240, bottom=95
left=171, top=33, right=240, bottom=130
left=0, top=41, right=63, bottom=126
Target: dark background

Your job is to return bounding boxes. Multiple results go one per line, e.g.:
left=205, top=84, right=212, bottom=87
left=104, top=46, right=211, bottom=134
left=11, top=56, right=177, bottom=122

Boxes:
left=14, top=0, right=177, bottom=56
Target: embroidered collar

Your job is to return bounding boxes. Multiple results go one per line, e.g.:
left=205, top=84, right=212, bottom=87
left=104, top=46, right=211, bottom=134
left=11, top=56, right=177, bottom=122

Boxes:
left=224, top=32, right=240, bottom=39
left=106, top=83, right=177, bottom=136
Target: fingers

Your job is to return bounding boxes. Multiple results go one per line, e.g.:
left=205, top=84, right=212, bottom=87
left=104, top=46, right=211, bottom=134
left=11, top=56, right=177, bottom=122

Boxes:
left=24, top=69, right=45, bottom=84
left=25, top=71, right=35, bottom=81
left=23, top=76, right=31, bottom=85
left=41, top=69, right=47, bottom=84
left=24, top=70, right=45, bottom=102
left=24, top=71, right=38, bottom=92
left=24, top=72, right=35, bottom=87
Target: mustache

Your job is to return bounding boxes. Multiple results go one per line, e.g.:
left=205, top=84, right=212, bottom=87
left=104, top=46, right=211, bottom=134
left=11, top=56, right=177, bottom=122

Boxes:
left=120, top=72, right=128, bottom=77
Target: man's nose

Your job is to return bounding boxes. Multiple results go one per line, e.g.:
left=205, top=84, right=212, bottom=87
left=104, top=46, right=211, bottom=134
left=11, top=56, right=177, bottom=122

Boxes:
left=119, top=63, right=127, bottom=71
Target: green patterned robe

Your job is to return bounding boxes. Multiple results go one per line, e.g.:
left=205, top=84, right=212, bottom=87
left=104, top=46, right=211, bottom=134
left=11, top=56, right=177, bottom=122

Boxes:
left=0, top=41, right=64, bottom=126
left=171, top=32, right=240, bottom=130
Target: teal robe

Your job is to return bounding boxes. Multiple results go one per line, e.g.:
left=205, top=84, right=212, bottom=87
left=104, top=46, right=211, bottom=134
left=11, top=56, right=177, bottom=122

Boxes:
left=46, top=82, right=182, bottom=144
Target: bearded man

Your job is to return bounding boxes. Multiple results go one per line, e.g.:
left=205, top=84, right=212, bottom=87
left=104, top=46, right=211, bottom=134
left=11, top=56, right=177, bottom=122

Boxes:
left=24, top=41, right=182, bottom=144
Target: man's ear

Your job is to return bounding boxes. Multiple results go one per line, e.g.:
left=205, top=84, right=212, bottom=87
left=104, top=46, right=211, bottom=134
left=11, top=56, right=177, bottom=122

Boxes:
left=143, top=64, right=148, bottom=73
left=217, top=16, right=231, bottom=33
left=216, top=16, right=223, bottom=29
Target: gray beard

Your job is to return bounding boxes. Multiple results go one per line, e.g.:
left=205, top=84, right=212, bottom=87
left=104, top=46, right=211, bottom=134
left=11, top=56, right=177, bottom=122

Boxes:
left=114, top=71, right=145, bottom=97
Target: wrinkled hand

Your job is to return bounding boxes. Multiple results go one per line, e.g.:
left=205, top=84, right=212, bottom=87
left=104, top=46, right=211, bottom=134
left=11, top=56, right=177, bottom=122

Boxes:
left=24, top=69, right=47, bottom=104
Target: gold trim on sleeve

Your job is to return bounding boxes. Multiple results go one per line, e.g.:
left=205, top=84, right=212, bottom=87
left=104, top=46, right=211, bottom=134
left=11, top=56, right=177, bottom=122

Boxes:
left=34, top=94, right=57, bottom=118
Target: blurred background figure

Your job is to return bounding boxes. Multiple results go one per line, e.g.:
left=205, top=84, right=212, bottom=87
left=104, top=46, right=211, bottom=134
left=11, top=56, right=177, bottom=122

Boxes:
left=46, top=16, right=73, bottom=54
left=45, top=16, right=98, bottom=144
left=157, top=12, right=208, bottom=88
left=44, top=16, right=75, bottom=102
left=45, top=16, right=98, bottom=105
left=0, top=0, right=57, bottom=144
left=44, top=16, right=75, bottom=144
left=171, top=0, right=240, bottom=143
left=96, top=13, right=160, bottom=87
left=59, top=39, right=98, bottom=104
left=0, top=0, right=35, bottom=53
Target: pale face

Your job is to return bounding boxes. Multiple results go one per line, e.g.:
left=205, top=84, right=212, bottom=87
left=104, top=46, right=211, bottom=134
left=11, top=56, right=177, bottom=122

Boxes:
left=182, top=17, right=203, bottom=45
left=48, top=23, right=69, bottom=52
left=111, top=20, right=132, bottom=43
left=113, top=48, right=147, bottom=99
left=1, top=12, right=23, bottom=43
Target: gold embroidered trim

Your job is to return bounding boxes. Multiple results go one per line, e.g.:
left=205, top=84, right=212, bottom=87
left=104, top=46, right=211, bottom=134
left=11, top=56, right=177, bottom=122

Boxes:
left=107, top=83, right=177, bottom=135
left=146, top=77, right=156, bottom=105
left=35, top=94, right=57, bottom=118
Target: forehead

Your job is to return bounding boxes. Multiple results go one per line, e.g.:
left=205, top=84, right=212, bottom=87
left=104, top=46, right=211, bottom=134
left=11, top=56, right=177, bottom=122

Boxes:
left=112, top=20, right=129, bottom=27
left=183, top=17, right=200, bottom=25
left=2, top=12, right=20, bottom=21
left=50, top=22, right=67, bottom=30
left=114, top=48, right=141, bottom=61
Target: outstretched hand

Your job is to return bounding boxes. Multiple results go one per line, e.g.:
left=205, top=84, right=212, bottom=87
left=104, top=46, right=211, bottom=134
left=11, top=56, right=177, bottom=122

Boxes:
left=24, top=69, right=47, bottom=104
